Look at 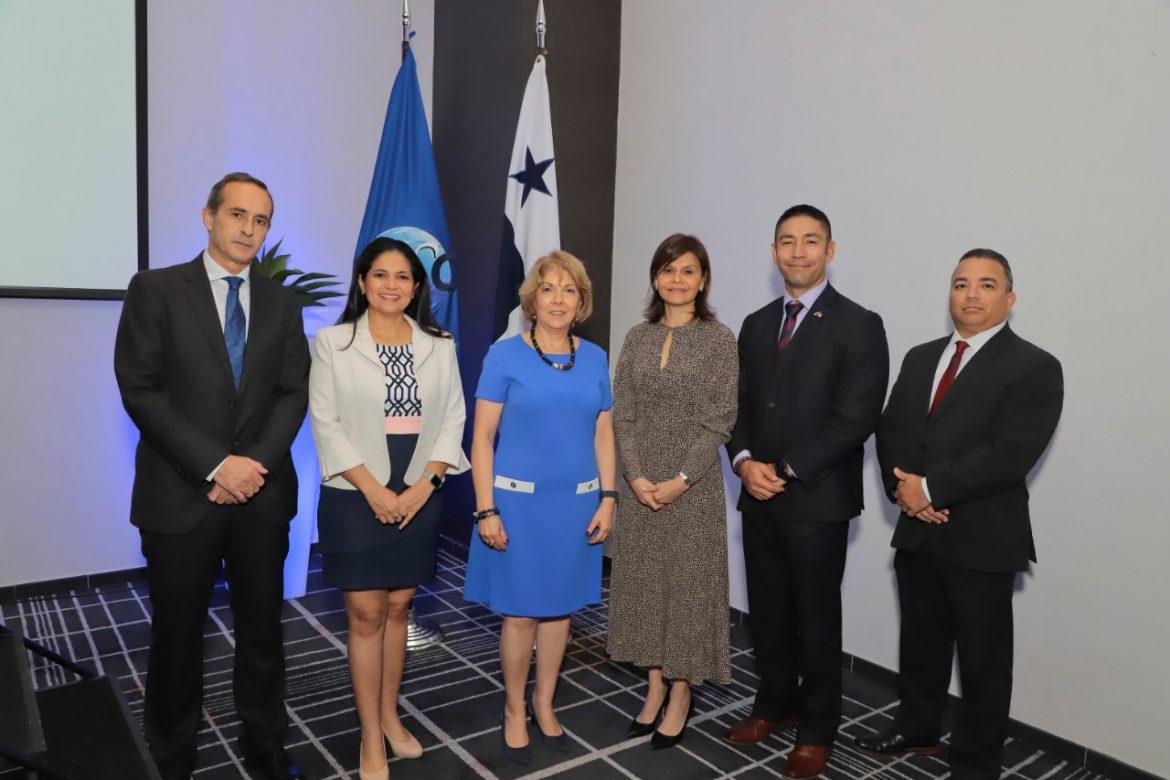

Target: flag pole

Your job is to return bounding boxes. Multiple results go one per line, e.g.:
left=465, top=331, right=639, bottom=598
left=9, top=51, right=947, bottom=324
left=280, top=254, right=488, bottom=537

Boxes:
left=536, top=0, right=547, bottom=57
left=397, top=0, right=444, bottom=653
left=401, top=0, right=411, bottom=61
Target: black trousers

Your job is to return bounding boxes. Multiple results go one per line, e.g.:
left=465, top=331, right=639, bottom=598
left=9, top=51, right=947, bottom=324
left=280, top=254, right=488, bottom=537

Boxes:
left=140, top=507, right=290, bottom=773
left=894, top=549, right=1016, bottom=780
left=742, top=510, right=849, bottom=745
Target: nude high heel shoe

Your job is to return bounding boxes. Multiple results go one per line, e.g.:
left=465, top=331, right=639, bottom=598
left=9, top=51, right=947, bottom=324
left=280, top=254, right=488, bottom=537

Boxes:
left=358, top=741, right=390, bottom=780
left=383, top=724, right=424, bottom=759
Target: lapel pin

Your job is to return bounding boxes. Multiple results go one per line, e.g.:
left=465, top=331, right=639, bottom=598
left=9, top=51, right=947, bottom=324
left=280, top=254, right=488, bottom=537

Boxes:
left=813, top=311, right=823, bottom=318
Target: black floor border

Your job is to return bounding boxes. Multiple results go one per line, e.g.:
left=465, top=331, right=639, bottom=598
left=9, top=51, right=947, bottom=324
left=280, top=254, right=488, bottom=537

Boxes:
left=1, top=548, right=1158, bottom=779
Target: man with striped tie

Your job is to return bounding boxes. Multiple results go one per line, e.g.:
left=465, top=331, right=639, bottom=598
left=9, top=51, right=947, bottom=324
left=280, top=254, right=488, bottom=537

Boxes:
left=860, top=249, right=1063, bottom=779
left=726, top=204, right=889, bottom=778
left=115, top=173, right=310, bottom=779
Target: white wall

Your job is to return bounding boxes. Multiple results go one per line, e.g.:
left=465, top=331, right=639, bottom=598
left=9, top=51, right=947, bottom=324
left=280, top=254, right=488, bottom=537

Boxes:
left=612, top=1, right=1169, bottom=775
left=0, top=1, right=435, bottom=595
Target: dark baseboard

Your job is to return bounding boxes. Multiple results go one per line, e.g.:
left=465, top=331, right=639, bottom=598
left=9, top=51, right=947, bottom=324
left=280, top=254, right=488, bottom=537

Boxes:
left=1, top=566, right=149, bottom=606
left=728, top=605, right=1160, bottom=780
left=1, top=535, right=472, bottom=608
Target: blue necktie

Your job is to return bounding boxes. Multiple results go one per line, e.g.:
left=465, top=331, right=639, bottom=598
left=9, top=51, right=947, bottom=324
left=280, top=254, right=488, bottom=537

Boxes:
left=224, top=276, right=246, bottom=390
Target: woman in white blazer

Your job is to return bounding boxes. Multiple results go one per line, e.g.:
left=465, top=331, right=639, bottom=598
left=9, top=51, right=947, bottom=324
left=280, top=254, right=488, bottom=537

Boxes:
left=309, top=237, right=469, bottom=780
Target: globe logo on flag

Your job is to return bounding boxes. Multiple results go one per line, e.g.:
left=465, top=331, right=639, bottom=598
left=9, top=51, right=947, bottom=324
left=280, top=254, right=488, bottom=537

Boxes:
left=380, top=226, right=456, bottom=320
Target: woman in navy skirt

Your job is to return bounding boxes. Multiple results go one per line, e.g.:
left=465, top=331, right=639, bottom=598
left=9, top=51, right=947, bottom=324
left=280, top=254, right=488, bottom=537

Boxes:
left=309, top=237, right=469, bottom=780
left=464, top=251, right=617, bottom=766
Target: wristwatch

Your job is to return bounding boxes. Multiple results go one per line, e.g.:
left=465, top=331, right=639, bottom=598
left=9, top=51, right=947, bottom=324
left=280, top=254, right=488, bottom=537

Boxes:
left=678, top=471, right=691, bottom=486
left=426, top=471, right=444, bottom=490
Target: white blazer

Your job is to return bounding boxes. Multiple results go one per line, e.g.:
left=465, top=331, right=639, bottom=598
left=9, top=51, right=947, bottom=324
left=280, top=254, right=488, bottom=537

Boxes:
left=309, top=312, right=470, bottom=490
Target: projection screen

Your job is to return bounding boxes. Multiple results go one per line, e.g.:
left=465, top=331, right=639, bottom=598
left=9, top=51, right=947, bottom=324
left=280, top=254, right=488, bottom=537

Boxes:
left=0, top=0, right=145, bottom=299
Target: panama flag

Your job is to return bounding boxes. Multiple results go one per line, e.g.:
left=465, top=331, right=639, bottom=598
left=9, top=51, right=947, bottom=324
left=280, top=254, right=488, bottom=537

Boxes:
left=493, top=55, right=559, bottom=340
left=355, top=44, right=459, bottom=338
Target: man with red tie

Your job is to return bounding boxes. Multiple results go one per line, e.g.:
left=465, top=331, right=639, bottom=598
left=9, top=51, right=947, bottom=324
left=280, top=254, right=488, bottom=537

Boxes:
left=725, top=205, right=889, bottom=779
left=859, top=249, right=1064, bottom=779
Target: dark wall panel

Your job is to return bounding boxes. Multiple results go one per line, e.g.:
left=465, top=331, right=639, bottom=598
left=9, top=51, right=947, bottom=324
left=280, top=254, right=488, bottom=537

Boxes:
left=433, top=0, right=622, bottom=542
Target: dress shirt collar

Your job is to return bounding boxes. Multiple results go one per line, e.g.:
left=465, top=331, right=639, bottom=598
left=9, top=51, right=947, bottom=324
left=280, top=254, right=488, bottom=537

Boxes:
left=202, top=250, right=251, bottom=284
left=783, top=277, right=828, bottom=310
left=948, top=318, right=1007, bottom=353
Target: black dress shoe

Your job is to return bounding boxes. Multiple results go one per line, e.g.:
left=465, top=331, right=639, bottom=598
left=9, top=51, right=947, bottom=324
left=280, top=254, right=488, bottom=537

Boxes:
left=500, top=711, right=532, bottom=766
left=627, top=696, right=667, bottom=738
left=242, top=747, right=307, bottom=779
left=650, top=691, right=695, bottom=750
left=854, top=731, right=941, bottom=757
left=527, top=700, right=571, bottom=752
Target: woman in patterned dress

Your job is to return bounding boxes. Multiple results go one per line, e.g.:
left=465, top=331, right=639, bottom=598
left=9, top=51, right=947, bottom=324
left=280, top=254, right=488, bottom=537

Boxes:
left=309, top=237, right=469, bottom=780
left=607, top=233, right=738, bottom=749
left=463, top=251, right=617, bottom=766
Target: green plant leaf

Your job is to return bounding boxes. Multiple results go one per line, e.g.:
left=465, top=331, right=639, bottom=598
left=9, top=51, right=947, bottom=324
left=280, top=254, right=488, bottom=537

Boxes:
left=296, top=272, right=336, bottom=283
left=298, top=280, right=341, bottom=292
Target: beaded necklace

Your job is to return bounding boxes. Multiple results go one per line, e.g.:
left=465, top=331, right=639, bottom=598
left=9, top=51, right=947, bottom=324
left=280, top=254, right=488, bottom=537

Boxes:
left=529, top=322, right=576, bottom=370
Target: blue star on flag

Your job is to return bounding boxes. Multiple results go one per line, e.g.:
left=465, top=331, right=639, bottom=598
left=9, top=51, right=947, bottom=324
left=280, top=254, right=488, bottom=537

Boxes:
left=509, top=147, right=554, bottom=206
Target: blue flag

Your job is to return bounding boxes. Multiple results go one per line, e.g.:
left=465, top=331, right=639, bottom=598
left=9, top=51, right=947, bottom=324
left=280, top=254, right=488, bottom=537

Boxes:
left=355, top=46, right=458, bottom=338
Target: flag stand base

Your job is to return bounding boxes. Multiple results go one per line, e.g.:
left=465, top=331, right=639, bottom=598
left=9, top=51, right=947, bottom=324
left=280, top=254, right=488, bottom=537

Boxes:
left=406, top=608, right=443, bottom=651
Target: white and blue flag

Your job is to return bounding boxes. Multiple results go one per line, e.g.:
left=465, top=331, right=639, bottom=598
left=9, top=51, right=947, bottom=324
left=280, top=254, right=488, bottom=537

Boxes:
left=493, top=55, right=560, bottom=340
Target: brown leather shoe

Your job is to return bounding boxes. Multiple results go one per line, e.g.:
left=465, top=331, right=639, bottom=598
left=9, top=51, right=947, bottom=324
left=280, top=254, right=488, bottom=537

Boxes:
left=781, top=744, right=831, bottom=779
left=723, top=713, right=798, bottom=744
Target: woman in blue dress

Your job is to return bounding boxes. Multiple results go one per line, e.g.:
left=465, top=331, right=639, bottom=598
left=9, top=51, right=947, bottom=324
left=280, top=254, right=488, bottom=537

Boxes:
left=463, top=250, right=617, bottom=766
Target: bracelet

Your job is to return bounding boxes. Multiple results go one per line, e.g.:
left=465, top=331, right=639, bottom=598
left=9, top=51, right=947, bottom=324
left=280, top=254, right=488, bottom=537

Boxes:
left=472, top=507, right=500, bottom=522
left=599, top=490, right=619, bottom=502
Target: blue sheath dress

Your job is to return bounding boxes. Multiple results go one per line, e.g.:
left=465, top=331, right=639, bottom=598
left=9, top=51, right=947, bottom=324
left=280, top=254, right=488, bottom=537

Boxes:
left=463, top=335, right=613, bottom=617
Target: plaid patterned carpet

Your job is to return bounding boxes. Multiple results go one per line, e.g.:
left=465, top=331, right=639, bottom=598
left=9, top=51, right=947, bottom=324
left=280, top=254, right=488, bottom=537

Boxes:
left=0, top=547, right=1108, bottom=779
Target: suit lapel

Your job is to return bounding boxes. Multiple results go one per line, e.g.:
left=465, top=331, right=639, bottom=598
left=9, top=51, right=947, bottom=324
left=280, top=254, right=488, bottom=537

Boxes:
left=770, top=284, right=836, bottom=383
left=239, top=272, right=275, bottom=394
left=408, top=316, right=434, bottom=370
left=182, top=257, right=236, bottom=392
left=928, top=325, right=1016, bottom=425
left=350, top=312, right=383, bottom=368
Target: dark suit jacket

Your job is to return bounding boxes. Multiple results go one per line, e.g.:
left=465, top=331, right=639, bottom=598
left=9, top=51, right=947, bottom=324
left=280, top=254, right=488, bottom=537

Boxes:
left=728, top=284, right=889, bottom=523
left=877, top=324, right=1063, bottom=573
left=114, top=255, right=310, bottom=534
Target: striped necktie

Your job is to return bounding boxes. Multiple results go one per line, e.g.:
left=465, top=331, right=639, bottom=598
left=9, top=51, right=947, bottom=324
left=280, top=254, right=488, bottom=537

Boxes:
left=777, top=300, right=804, bottom=352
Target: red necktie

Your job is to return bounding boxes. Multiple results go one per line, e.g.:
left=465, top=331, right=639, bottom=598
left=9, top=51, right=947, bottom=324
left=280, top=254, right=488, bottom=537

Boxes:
left=929, top=340, right=969, bottom=417
left=777, top=301, right=804, bottom=351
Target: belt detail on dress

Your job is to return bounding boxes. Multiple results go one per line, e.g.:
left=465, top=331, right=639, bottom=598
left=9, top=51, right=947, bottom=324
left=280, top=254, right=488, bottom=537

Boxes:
left=494, top=474, right=599, bottom=494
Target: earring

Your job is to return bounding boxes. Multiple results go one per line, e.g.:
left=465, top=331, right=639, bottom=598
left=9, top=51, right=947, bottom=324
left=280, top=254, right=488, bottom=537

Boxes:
left=699, top=286, right=705, bottom=291
left=653, top=282, right=659, bottom=291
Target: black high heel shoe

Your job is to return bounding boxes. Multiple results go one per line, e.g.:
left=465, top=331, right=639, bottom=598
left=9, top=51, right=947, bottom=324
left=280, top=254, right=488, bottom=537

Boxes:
left=527, top=699, right=571, bottom=752
left=650, top=690, right=695, bottom=750
left=500, top=708, right=531, bottom=766
left=627, top=691, right=668, bottom=738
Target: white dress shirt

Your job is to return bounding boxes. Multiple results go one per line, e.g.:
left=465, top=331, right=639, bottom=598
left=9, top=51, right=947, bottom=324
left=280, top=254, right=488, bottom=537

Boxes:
left=732, top=278, right=830, bottom=475
left=203, top=250, right=253, bottom=480
left=202, top=250, right=251, bottom=335
left=921, top=319, right=1007, bottom=502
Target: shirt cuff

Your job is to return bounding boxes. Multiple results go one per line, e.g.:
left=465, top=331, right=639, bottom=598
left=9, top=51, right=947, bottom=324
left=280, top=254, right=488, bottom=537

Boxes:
left=922, top=478, right=932, bottom=505
left=206, top=456, right=229, bottom=482
left=732, top=450, right=752, bottom=470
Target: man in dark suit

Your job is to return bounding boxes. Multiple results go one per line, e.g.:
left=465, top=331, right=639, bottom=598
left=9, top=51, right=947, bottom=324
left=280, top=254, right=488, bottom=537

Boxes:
left=115, top=172, right=310, bottom=780
left=725, top=205, right=889, bottom=779
left=857, top=249, right=1063, bottom=779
